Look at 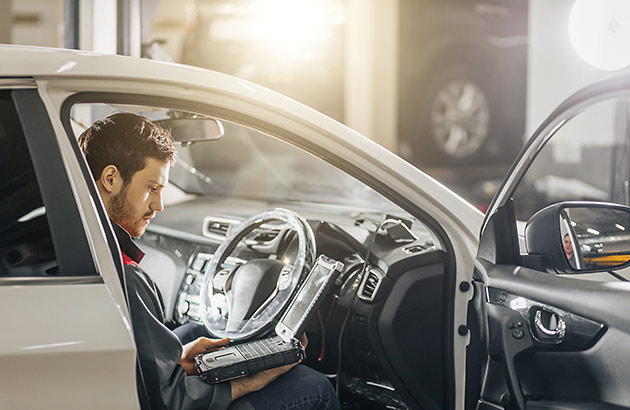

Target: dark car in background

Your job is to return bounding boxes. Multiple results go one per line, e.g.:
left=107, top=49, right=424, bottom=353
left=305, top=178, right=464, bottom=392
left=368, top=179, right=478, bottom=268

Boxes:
left=398, top=0, right=528, bottom=166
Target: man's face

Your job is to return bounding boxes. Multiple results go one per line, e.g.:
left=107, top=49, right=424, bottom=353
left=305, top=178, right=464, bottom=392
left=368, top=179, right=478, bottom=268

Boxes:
left=109, top=157, right=170, bottom=238
left=563, top=235, right=574, bottom=256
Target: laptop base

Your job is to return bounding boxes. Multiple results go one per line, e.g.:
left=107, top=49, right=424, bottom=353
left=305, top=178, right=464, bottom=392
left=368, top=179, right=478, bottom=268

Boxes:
left=195, top=336, right=305, bottom=384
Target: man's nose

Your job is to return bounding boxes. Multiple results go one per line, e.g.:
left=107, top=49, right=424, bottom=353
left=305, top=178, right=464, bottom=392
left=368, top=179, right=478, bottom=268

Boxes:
left=150, top=192, right=164, bottom=212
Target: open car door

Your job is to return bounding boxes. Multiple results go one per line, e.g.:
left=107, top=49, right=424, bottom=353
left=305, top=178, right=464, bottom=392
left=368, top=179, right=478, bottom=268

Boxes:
left=468, top=75, right=630, bottom=410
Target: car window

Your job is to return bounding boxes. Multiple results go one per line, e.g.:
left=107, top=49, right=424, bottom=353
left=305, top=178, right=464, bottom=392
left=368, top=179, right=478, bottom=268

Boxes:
left=512, top=96, right=630, bottom=278
left=0, top=93, right=58, bottom=276
left=513, top=98, right=625, bottom=223
left=69, top=102, right=439, bottom=244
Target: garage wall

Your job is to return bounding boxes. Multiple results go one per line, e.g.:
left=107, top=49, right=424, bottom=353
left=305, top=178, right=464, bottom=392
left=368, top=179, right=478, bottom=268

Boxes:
left=10, top=0, right=63, bottom=47
left=527, top=0, right=630, bottom=138
left=524, top=0, right=630, bottom=206
left=0, top=0, right=10, bottom=43
left=344, top=0, right=399, bottom=151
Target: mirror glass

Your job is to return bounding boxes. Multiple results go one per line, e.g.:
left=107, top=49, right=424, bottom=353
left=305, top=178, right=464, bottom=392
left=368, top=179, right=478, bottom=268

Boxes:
left=155, top=117, right=224, bottom=143
left=560, top=206, right=630, bottom=270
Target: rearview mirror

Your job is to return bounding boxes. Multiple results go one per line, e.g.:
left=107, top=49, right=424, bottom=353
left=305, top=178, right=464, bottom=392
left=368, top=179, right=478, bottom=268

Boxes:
left=155, top=117, right=224, bottom=143
left=525, top=202, right=630, bottom=273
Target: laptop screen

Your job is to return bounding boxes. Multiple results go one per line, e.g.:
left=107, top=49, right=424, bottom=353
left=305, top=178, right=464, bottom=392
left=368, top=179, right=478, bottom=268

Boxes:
left=276, top=256, right=342, bottom=341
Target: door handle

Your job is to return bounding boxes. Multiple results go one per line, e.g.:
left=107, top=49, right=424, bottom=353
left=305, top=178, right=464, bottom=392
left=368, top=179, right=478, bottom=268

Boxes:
left=533, top=309, right=566, bottom=343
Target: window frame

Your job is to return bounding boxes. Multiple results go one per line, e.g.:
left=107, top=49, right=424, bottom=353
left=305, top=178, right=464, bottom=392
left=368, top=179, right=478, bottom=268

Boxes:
left=0, top=88, right=100, bottom=283
left=59, top=90, right=461, bottom=407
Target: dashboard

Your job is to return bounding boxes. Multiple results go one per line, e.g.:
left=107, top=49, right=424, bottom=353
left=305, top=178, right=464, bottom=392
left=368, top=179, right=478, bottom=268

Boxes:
left=137, top=197, right=448, bottom=409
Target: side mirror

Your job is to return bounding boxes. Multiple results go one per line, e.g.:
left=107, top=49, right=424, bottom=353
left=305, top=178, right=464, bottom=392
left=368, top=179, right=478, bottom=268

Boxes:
left=525, top=201, right=630, bottom=273
left=155, top=117, right=224, bottom=144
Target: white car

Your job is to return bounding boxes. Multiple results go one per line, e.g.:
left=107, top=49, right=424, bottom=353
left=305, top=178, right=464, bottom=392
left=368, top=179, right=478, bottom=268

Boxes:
left=1, top=45, right=629, bottom=410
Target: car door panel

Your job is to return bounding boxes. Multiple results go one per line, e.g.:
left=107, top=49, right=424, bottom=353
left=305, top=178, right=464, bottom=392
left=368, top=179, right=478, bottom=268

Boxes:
left=474, top=259, right=630, bottom=410
left=0, top=283, right=139, bottom=410
left=0, top=86, right=139, bottom=409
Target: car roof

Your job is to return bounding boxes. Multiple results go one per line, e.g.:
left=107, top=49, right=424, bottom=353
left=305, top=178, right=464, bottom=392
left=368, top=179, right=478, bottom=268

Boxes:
left=0, top=45, right=484, bottom=238
left=0, top=45, right=287, bottom=100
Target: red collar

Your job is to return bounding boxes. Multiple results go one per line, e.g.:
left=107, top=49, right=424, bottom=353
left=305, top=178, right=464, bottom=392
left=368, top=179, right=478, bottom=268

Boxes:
left=122, top=252, right=139, bottom=266
left=112, top=221, right=145, bottom=265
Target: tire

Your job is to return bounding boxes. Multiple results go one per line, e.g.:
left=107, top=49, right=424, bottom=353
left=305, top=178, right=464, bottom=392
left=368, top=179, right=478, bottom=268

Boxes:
left=401, top=56, right=509, bottom=167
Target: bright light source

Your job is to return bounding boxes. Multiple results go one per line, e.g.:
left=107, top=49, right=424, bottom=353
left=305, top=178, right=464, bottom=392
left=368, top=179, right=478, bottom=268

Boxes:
left=249, top=0, right=328, bottom=52
left=570, top=221, right=577, bottom=227
left=587, top=228, right=600, bottom=235
left=616, top=224, right=626, bottom=231
left=332, top=14, right=345, bottom=25
left=569, top=0, right=630, bottom=71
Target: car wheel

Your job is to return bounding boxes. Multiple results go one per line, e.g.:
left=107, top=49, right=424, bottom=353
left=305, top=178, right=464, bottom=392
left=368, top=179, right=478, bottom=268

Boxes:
left=431, top=78, right=490, bottom=158
left=404, top=59, right=506, bottom=166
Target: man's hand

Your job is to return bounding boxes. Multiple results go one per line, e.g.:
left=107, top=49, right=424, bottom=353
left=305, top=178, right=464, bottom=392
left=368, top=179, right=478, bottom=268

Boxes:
left=179, top=337, right=230, bottom=375
left=230, top=333, right=308, bottom=401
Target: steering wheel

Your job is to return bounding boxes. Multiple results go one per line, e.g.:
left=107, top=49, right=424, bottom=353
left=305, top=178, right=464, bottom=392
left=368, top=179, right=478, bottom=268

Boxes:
left=200, top=208, right=316, bottom=341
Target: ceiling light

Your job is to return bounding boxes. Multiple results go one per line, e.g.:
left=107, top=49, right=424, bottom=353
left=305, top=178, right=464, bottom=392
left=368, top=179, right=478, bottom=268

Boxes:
left=332, top=14, right=345, bottom=25
left=569, top=0, right=630, bottom=71
left=587, top=228, right=600, bottom=235
left=616, top=224, right=626, bottom=231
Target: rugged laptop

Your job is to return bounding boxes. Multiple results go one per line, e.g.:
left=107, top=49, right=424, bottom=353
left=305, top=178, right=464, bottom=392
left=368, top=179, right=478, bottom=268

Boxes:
left=195, top=255, right=344, bottom=384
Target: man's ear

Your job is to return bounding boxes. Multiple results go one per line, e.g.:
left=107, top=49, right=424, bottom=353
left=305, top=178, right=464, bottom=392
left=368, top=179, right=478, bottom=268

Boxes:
left=99, top=164, right=123, bottom=194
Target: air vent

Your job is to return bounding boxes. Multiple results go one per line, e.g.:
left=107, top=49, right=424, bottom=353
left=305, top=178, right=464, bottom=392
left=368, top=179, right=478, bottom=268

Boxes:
left=358, top=268, right=384, bottom=302
left=207, top=221, right=230, bottom=235
left=202, top=216, right=239, bottom=240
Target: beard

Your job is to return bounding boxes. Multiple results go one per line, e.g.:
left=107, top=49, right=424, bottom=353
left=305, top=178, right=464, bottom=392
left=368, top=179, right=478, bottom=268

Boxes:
left=109, top=184, right=151, bottom=238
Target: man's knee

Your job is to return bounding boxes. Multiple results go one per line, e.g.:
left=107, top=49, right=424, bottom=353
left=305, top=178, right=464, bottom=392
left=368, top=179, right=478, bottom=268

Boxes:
left=233, top=365, right=340, bottom=410
left=286, top=366, right=338, bottom=409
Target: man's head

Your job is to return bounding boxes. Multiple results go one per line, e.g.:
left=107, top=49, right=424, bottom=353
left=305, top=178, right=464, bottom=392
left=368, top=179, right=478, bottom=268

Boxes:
left=79, top=112, right=177, bottom=238
left=563, top=233, right=574, bottom=258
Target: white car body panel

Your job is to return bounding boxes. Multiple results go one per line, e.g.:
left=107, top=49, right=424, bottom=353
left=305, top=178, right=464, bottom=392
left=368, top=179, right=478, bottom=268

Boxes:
left=1, top=45, right=484, bottom=409
left=0, top=283, right=139, bottom=410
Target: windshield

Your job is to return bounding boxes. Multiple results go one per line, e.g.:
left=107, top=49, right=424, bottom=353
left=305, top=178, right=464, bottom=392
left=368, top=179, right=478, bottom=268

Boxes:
left=70, top=103, right=399, bottom=211
left=170, top=119, right=397, bottom=209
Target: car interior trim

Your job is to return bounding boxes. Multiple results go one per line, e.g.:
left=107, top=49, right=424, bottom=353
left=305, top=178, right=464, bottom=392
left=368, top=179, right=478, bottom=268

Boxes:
left=147, top=224, right=220, bottom=246
left=486, top=287, right=606, bottom=350
left=58, top=95, right=130, bottom=288
left=202, top=216, right=241, bottom=241
left=0, top=276, right=103, bottom=286
left=357, top=266, right=385, bottom=302
left=12, top=89, right=98, bottom=276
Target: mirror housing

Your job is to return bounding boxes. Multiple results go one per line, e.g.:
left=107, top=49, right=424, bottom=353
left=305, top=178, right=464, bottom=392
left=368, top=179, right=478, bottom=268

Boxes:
left=525, top=201, right=630, bottom=273
left=155, top=117, right=224, bottom=143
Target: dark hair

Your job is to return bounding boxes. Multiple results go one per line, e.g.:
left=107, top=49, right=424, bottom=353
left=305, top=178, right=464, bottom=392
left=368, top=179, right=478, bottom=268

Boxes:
left=78, top=112, right=177, bottom=183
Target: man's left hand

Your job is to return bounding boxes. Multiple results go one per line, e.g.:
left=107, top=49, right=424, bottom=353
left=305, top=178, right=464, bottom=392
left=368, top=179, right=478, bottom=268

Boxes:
left=179, top=337, right=230, bottom=375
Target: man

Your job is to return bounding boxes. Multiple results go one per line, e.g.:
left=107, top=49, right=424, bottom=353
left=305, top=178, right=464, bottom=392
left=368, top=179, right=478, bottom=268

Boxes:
left=79, top=112, right=339, bottom=410
left=563, top=233, right=576, bottom=268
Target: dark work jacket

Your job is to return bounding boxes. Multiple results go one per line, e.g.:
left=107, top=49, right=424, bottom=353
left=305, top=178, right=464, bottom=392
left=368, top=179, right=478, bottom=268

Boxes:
left=113, top=222, right=232, bottom=410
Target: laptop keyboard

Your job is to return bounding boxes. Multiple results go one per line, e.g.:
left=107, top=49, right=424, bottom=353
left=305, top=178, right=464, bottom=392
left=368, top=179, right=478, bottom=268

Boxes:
left=236, top=336, right=289, bottom=360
